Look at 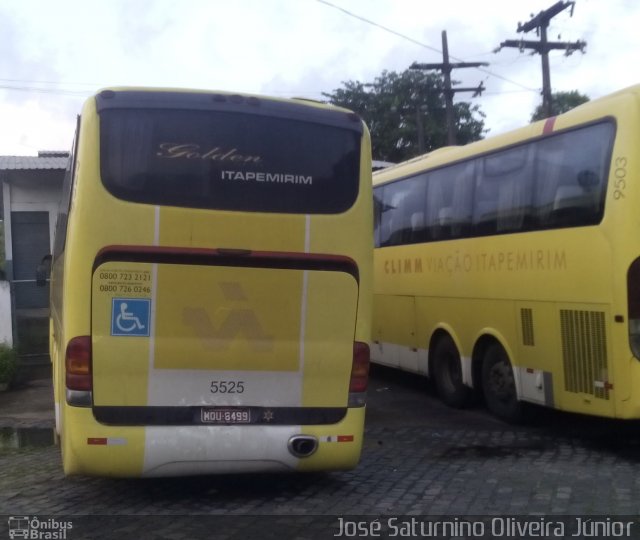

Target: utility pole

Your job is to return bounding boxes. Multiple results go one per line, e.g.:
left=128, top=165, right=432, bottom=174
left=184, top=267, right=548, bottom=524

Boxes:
left=497, top=1, right=586, bottom=118
left=410, top=30, right=487, bottom=146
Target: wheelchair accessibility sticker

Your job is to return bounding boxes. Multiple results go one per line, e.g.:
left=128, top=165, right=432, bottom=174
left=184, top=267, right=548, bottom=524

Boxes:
left=111, top=298, right=151, bottom=337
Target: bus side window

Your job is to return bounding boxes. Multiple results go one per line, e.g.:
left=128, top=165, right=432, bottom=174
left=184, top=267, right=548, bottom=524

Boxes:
left=554, top=182, right=596, bottom=210
left=410, top=211, right=426, bottom=243
left=478, top=145, right=533, bottom=235
left=386, top=191, right=406, bottom=246
left=448, top=161, right=475, bottom=238
left=380, top=176, right=426, bottom=246
left=425, top=173, right=444, bottom=240
left=378, top=185, right=395, bottom=247
left=550, top=175, right=599, bottom=226
left=535, top=157, right=569, bottom=227
left=535, top=122, right=614, bottom=229
left=379, top=183, right=407, bottom=247
left=373, top=189, right=383, bottom=248
left=403, top=175, right=427, bottom=244
left=426, top=162, right=474, bottom=241
left=473, top=180, right=499, bottom=235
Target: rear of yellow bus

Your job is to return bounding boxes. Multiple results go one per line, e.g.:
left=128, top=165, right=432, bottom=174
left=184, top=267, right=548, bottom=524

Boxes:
left=51, top=89, right=372, bottom=477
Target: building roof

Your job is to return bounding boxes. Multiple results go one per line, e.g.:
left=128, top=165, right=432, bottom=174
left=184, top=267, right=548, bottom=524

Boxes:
left=0, top=151, right=69, bottom=172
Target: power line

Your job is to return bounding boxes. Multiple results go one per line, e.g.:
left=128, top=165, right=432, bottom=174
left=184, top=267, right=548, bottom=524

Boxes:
left=0, top=84, right=90, bottom=97
left=315, top=0, right=537, bottom=92
left=483, top=89, right=540, bottom=96
left=315, top=0, right=442, bottom=55
left=0, top=79, right=542, bottom=101
left=0, top=77, right=98, bottom=87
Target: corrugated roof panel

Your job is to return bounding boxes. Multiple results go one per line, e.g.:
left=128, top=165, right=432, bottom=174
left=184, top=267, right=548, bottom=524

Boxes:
left=0, top=155, right=68, bottom=171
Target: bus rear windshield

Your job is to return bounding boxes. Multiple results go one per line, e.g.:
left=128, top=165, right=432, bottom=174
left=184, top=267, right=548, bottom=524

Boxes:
left=100, top=108, right=361, bottom=214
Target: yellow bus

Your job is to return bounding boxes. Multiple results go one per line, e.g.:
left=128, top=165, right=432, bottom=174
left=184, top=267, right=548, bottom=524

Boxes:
left=38, top=88, right=372, bottom=477
left=372, top=84, right=640, bottom=423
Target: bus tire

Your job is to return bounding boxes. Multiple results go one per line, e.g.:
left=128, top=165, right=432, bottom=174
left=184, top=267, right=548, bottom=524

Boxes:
left=432, top=334, right=471, bottom=408
left=481, top=343, right=522, bottom=423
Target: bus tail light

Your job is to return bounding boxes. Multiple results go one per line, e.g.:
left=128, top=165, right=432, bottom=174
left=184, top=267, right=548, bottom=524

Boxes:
left=627, top=258, right=640, bottom=359
left=65, top=336, right=93, bottom=407
left=349, top=342, right=370, bottom=406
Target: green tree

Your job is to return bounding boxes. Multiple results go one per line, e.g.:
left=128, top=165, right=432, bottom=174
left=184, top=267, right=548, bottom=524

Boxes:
left=323, top=69, right=486, bottom=162
left=531, top=90, right=590, bottom=122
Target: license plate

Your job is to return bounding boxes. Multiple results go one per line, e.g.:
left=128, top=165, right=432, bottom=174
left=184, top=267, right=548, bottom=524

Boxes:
left=201, top=408, right=251, bottom=424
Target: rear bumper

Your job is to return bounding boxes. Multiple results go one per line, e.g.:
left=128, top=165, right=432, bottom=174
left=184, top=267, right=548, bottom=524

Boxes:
left=60, top=405, right=365, bottom=477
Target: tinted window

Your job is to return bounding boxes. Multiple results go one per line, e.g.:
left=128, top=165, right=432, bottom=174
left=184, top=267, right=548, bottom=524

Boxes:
left=100, top=108, right=361, bottom=214
left=373, top=189, right=383, bottom=247
left=377, top=176, right=426, bottom=247
left=534, top=122, right=613, bottom=228
left=427, top=161, right=475, bottom=240
left=374, top=120, right=615, bottom=247
left=476, top=145, right=533, bottom=234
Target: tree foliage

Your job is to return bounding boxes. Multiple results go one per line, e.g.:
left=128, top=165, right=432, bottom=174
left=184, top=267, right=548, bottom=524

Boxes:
left=531, top=90, right=590, bottom=122
left=323, top=69, right=486, bottom=163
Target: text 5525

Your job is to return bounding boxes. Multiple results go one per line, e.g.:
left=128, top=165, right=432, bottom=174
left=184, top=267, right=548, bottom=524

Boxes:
left=210, top=380, right=245, bottom=394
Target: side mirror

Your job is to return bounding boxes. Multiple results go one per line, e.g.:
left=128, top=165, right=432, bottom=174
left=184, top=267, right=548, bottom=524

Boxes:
left=36, top=254, right=52, bottom=287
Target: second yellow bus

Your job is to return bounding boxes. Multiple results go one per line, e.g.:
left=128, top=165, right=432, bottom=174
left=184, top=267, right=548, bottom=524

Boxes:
left=372, top=84, right=640, bottom=422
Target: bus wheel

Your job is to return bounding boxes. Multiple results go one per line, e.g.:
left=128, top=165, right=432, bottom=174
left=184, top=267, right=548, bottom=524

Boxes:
left=481, top=343, right=522, bottom=423
left=432, top=335, right=471, bottom=408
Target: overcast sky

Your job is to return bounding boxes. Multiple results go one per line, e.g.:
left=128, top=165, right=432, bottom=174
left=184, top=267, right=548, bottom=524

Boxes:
left=0, top=0, right=637, bottom=157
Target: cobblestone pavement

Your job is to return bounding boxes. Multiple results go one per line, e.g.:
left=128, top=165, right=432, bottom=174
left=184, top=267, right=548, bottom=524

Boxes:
left=1, top=367, right=640, bottom=538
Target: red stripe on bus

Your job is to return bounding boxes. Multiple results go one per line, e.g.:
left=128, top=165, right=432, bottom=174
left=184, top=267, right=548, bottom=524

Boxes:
left=543, top=117, right=557, bottom=134
left=337, top=435, right=354, bottom=442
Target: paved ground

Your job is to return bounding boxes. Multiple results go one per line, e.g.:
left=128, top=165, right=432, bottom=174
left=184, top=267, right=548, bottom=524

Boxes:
left=1, top=368, right=640, bottom=539
left=0, top=378, right=54, bottom=428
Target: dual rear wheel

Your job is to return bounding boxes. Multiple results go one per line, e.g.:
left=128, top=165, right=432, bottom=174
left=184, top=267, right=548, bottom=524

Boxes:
left=432, top=335, right=471, bottom=408
left=431, top=336, right=522, bottom=423
left=481, top=343, right=522, bottom=423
